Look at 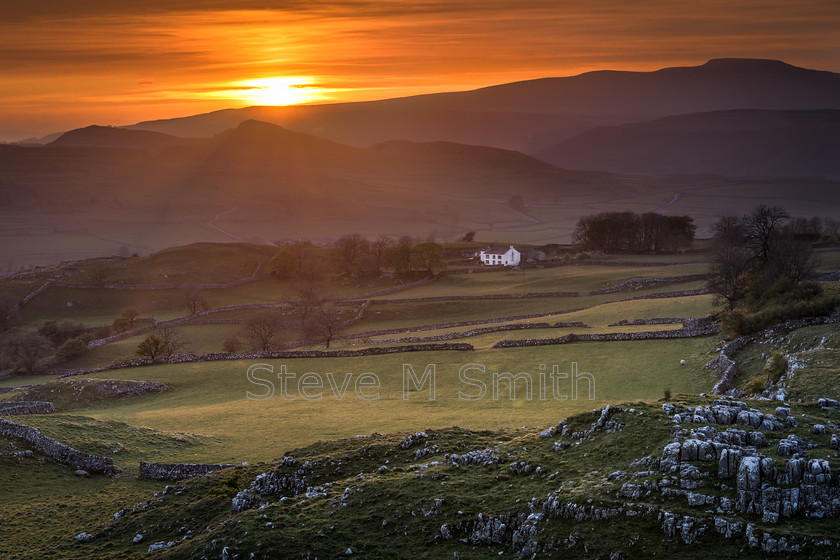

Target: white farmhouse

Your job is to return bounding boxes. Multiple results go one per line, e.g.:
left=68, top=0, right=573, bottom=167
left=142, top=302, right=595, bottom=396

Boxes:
left=479, top=245, right=520, bottom=266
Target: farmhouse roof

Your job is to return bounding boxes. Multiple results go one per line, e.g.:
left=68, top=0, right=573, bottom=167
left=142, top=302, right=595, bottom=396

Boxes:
left=481, top=245, right=517, bottom=255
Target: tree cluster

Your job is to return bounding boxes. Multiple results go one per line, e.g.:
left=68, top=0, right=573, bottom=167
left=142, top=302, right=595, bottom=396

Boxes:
left=268, top=235, right=447, bottom=282
left=573, top=211, right=695, bottom=253
left=708, top=205, right=837, bottom=335
left=134, top=326, right=190, bottom=362
left=0, top=331, right=53, bottom=373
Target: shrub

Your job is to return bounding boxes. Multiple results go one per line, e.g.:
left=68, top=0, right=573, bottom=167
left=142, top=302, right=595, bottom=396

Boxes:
left=55, top=337, right=90, bottom=361
left=744, top=374, right=768, bottom=395
left=222, top=336, right=243, bottom=353
left=721, top=280, right=839, bottom=336
left=764, top=351, right=788, bottom=386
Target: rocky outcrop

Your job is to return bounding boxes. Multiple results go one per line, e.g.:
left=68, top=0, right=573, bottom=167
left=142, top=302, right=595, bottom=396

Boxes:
left=445, top=448, right=499, bottom=467
left=660, top=401, right=840, bottom=525
left=231, top=458, right=314, bottom=514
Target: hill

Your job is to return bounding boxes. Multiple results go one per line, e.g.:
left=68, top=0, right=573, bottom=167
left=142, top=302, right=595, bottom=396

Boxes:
left=49, top=125, right=190, bottom=152
left=125, top=58, right=840, bottom=154
left=537, top=109, right=840, bottom=177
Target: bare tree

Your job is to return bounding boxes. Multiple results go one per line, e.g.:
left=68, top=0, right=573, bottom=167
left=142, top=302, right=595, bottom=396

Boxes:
left=91, top=263, right=110, bottom=287
left=383, top=241, right=413, bottom=277
left=708, top=245, right=751, bottom=310
left=183, top=289, right=209, bottom=314
left=410, top=242, right=447, bottom=276
left=135, top=326, right=190, bottom=361
left=135, top=334, right=170, bottom=362
left=770, top=233, right=819, bottom=285
left=113, top=307, right=141, bottom=333
left=711, top=215, right=744, bottom=247
left=1, top=331, right=54, bottom=373
left=334, top=233, right=369, bottom=276
left=303, top=304, right=345, bottom=349
left=371, top=235, right=393, bottom=272
left=293, top=275, right=324, bottom=326
left=243, top=312, right=282, bottom=352
left=289, top=240, right=314, bottom=272
left=743, top=205, right=790, bottom=263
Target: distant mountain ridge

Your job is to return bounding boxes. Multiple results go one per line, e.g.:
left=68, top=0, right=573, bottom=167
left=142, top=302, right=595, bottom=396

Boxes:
left=124, top=58, right=840, bottom=155
left=537, top=109, right=840, bottom=178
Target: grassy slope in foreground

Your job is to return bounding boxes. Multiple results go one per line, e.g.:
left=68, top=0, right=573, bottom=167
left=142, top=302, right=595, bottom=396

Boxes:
left=7, top=398, right=840, bottom=559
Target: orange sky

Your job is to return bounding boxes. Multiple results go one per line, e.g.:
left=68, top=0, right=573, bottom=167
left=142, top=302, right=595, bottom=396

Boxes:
left=1, top=0, right=839, bottom=141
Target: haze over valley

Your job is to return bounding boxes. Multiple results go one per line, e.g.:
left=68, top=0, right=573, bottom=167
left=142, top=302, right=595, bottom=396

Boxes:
left=3, top=58, right=840, bottom=270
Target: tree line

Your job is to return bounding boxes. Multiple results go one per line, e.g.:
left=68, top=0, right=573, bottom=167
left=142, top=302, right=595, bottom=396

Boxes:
left=573, top=211, right=696, bottom=253
left=267, top=234, right=447, bottom=281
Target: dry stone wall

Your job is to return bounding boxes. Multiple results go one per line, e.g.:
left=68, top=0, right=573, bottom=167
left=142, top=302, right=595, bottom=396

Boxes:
left=0, top=417, right=116, bottom=475
left=0, top=401, right=56, bottom=416
left=492, top=317, right=720, bottom=348
left=139, top=461, right=234, bottom=481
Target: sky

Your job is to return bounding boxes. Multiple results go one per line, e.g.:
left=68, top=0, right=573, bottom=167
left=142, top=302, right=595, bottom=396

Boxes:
left=1, top=0, right=839, bottom=141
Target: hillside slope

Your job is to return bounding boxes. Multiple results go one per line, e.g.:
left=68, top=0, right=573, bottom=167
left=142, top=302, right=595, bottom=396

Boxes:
left=7, top=399, right=840, bottom=559
left=537, top=109, right=840, bottom=177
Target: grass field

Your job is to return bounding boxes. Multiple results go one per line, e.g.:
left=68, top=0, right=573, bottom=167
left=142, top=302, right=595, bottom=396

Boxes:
left=15, top=336, right=716, bottom=465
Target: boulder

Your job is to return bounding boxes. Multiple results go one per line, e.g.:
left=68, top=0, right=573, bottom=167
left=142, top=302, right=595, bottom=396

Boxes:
left=718, top=448, right=744, bottom=479
left=736, top=457, right=762, bottom=513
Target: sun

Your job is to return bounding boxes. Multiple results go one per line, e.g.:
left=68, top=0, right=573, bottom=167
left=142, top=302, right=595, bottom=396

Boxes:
left=235, top=77, right=318, bottom=106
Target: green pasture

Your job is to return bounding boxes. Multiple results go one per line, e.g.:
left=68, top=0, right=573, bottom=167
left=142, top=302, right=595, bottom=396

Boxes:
left=366, top=324, right=685, bottom=350
left=345, top=281, right=707, bottom=335
left=816, top=248, right=840, bottom=271
left=48, top=292, right=712, bottom=369
left=371, top=263, right=709, bottom=299
left=18, top=338, right=717, bottom=465
left=0, top=447, right=166, bottom=557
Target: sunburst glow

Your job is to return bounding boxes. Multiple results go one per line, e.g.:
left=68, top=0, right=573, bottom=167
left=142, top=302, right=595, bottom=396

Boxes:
left=233, top=77, right=322, bottom=106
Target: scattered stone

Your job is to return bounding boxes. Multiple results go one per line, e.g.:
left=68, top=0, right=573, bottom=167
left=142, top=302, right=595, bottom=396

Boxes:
left=607, top=471, right=627, bottom=482
left=446, top=448, right=499, bottom=467
left=148, top=541, right=175, bottom=553
left=133, top=534, right=143, bottom=543
left=818, top=398, right=839, bottom=409
left=74, top=532, right=93, bottom=543
left=74, top=469, right=90, bottom=478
